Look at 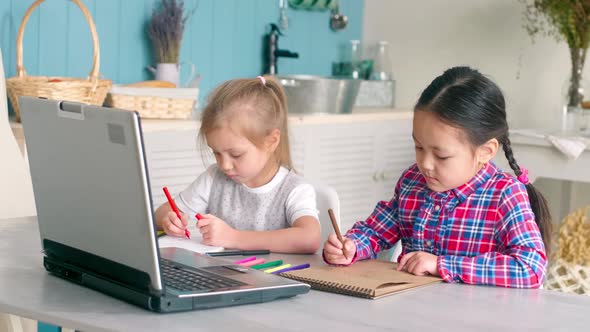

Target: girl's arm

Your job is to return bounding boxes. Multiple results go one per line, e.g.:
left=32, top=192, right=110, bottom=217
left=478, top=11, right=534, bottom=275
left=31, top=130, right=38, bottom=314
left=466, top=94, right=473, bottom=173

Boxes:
left=229, top=216, right=321, bottom=254
left=437, top=182, right=547, bottom=288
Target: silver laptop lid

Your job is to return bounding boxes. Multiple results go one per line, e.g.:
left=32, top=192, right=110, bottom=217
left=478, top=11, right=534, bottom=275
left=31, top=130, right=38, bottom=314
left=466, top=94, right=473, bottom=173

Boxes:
left=20, top=97, right=163, bottom=292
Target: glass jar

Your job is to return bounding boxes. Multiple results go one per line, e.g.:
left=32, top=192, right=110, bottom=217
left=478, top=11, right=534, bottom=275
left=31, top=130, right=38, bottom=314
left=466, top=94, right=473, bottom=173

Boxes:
left=370, top=41, right=393, bottom=81
left=562, top=48, right=590, bottom=132
left=348, top=40, right=362, bottom=79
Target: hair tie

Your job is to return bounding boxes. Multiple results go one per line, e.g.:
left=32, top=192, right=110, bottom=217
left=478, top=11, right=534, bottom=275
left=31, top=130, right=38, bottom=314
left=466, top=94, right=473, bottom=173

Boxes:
left=517, top=166, right=530, bottom=185
left=257, top=75, right=266, bottom=86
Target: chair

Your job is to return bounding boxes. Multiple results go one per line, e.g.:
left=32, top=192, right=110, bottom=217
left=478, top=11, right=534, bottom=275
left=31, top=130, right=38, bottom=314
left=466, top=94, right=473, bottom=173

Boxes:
left=312, top=183, right=341, bottom=253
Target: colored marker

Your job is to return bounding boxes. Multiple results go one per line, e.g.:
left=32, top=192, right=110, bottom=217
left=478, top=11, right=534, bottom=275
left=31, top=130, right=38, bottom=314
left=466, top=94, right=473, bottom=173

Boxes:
left=239, top=258, right=265, bottom=267
left=251, top=260, right=283, bottom=270
left=163, top=187, right=190, bottom=239
left=207, top=250, right=271, bottom=257
left=265, top=264, right=292, bottom=274
left=272, top=263, right=311, bottom=274
left=233, top=256, right=257, bottom=264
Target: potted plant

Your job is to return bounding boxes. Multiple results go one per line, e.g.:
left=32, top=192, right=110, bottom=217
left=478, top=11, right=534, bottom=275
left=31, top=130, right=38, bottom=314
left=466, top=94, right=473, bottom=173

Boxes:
left=147, top=0, right=195, bottom=87
left=521, top=0, right=590, bottom=130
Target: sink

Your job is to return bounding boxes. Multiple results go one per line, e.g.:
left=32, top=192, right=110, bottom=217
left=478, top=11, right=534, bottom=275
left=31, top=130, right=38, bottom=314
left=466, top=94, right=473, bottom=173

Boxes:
left=276, top=75, right=361, bottom=114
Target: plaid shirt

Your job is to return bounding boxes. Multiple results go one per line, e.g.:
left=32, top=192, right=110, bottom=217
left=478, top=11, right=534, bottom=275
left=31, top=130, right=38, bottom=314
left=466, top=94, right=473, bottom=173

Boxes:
left=345, top=162, right=547, bottom=288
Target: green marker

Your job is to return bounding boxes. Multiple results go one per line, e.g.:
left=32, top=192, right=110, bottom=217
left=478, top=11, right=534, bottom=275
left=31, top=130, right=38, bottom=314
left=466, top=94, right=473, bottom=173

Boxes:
left=251, top=260, right=283, bottom=270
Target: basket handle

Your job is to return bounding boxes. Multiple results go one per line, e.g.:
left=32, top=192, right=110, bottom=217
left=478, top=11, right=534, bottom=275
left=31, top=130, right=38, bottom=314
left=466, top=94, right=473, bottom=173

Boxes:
left=15, top=0, right=101, bottom=81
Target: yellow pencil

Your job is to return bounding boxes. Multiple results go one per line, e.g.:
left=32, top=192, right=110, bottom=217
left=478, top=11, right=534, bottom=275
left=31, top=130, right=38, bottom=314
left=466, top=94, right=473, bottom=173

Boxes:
left=264, top=264, right=291, bottom=274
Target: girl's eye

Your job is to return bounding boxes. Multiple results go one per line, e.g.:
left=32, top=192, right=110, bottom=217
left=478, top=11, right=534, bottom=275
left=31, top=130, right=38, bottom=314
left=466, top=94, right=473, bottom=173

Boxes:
left=436, top=156, right=450, bottom=160
left=231, top=154, right=243, bottom=159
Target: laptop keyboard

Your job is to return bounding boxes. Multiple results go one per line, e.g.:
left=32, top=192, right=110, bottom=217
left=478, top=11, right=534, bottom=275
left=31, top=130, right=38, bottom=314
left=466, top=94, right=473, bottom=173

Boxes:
left=160, top=259, right=245, bottom=291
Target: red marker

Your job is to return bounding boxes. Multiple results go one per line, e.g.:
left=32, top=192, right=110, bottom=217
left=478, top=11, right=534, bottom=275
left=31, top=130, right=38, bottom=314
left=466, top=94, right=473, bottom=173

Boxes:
left=162, top=186, right=190, bottom=239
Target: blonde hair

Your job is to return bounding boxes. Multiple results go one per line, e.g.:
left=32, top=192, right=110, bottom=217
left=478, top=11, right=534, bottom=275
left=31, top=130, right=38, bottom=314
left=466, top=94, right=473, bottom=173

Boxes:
left=199, top=76, right=293, bottom=169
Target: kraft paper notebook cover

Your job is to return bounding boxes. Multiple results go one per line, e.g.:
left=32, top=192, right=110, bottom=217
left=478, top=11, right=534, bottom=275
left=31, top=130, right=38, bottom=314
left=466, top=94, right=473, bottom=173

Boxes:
left=281, top=259, right=442, bottom=299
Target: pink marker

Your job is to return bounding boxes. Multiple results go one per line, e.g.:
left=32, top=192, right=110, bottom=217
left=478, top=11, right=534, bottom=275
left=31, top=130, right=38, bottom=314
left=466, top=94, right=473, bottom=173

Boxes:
left=239, top=258, right=266, bottom=267
left=233, top=256, right=257, bottom=264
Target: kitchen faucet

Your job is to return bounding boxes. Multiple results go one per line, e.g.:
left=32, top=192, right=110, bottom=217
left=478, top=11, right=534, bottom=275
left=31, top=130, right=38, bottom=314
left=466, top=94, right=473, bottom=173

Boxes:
left=263, top=23, right=299, bottom=75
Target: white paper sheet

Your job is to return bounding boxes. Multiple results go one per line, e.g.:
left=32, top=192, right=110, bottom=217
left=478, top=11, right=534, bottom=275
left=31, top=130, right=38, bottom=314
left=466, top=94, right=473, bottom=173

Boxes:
left=158, top=224, right=224, bottom=253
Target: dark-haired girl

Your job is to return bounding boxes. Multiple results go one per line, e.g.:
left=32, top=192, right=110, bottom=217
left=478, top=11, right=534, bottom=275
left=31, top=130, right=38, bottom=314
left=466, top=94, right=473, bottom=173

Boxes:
left=323, top=67, right=550, bottom=288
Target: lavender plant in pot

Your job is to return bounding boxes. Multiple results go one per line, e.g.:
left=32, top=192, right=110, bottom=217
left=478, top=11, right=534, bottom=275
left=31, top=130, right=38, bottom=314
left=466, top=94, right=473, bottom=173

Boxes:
left=147, top=0, right=195, bottom=87
left=521, top=0, right=590, bottom=131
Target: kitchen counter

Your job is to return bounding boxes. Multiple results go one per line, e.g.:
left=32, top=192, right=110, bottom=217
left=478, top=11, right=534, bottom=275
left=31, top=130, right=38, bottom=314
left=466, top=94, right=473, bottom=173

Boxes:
left=10, top=108, right=413, bottom=136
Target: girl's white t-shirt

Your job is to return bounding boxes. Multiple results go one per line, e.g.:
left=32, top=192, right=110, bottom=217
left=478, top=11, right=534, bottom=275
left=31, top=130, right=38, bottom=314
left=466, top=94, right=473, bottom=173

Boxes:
left=175, top=166, right=319, bottom=226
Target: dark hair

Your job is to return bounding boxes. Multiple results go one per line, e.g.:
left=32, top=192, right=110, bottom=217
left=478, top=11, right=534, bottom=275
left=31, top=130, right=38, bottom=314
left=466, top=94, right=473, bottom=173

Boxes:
left=414, top=66, right=552, bottom=255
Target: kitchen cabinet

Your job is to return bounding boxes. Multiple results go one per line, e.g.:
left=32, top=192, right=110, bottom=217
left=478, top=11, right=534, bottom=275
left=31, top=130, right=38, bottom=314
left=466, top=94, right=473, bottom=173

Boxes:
left=289, top=115, right=414, bottom=230
left=141, top=112, right=415, bottom=231
left=10, top=112, right=415, bottom=231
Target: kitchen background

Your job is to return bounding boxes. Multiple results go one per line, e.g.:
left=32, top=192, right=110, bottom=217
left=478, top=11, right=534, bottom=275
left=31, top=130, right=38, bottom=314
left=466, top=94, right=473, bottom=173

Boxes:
left=0, top=0, right=363, bottom=105
left=2, top=0, right=588, bottom=246
left=2, top=1, right=590, bottom=329
left=2, top=0, right=589, bottom=244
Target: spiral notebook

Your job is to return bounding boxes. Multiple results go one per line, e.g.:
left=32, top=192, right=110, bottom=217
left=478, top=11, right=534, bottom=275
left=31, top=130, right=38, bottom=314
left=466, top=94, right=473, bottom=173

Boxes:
left=280, top=259, right=442, bottom=299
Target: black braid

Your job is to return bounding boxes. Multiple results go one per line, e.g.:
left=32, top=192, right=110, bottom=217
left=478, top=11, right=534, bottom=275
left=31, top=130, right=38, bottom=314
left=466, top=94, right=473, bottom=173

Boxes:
left=501, top=136, right=522, bottom=177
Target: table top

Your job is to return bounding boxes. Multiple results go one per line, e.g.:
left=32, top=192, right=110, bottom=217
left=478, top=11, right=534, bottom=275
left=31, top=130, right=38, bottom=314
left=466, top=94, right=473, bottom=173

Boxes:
left=1, top=217, right=589, bottom=332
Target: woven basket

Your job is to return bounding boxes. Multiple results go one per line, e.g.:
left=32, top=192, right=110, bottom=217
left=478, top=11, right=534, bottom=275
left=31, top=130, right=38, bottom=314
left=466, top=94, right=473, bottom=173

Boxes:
left=105, top=86, right=197, bottom=119
left=6, top=0, right=112, bottom=122
left=545, top=206, right=590, bottom=295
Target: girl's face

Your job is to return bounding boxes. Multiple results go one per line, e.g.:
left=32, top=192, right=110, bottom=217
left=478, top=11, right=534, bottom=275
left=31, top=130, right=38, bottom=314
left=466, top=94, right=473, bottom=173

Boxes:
left=412, top=111, right=495, bottom=192
left=206, top=125, right=279, bottom=188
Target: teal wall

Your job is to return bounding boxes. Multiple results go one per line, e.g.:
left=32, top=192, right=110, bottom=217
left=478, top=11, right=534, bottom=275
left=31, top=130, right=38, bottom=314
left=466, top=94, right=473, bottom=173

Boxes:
left=1, top=0, right=364, bottom=107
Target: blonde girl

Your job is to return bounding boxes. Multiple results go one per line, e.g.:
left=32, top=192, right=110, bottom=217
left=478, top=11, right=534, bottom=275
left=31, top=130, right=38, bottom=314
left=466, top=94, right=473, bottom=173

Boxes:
left=155, top=76, right=320, bottom=254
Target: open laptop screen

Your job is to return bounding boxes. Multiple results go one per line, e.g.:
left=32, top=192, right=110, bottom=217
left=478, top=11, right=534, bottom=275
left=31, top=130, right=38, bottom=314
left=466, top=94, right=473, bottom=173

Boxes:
left=20, top=97, right=163, bottom=292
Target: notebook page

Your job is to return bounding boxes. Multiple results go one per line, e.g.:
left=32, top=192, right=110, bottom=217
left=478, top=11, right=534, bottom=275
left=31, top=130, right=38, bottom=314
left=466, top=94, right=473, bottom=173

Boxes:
left=158, top=223, right=224, bottom=253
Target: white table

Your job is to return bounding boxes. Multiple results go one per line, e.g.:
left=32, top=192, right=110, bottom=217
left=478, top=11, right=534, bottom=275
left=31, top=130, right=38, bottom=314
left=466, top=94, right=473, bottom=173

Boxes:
left=1, top=217, right=590, bottom=332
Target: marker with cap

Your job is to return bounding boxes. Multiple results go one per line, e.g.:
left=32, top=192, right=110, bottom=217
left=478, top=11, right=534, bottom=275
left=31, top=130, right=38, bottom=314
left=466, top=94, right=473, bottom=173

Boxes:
left=272, top=263, right=311, bottom=275
left=251, top=260, right=283, bottom=270
left=264, top=264, right=291, bottom=274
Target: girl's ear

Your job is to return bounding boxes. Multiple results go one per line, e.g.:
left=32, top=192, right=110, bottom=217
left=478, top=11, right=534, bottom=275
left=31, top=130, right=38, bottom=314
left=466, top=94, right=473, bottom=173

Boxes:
left=265, top=128, right=281, bottom=152
left=477, top=138, right=499, bottom=164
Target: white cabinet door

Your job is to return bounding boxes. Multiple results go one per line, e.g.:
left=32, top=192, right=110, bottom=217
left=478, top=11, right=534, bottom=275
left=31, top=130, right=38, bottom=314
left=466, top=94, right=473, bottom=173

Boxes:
left=295, top=118, right=414, bottom=231
left=302, top=123, right=379, bottom=231
left=374, top=119, right=414, bottom=202
left=143, top=130, right=211, bottom=207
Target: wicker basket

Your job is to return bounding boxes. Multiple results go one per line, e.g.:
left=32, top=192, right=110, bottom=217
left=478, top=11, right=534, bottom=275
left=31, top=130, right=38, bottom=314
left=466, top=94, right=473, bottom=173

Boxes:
left=6, top=0, right=112, bottom=122
left=105, top=86, right=198, bottom=119
left=545, top=206, right=590, bottom=295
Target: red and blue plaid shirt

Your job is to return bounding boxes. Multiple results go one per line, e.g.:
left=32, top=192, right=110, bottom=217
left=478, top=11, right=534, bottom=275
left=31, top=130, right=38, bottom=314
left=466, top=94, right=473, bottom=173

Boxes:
left=344, top=162, right=547, bottom=288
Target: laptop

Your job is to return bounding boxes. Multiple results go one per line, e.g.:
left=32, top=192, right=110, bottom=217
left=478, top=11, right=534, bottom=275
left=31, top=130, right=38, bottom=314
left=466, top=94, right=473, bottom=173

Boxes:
left=19, top=97, right=310, bottom=312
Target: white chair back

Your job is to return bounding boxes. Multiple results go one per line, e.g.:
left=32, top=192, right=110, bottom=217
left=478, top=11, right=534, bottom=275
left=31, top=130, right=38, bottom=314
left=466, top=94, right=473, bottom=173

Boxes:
left=313, top=183, right=341, bottom=253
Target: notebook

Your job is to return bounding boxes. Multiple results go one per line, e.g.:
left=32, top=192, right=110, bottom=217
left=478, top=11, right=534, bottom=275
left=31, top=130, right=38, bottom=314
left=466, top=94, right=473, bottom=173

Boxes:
left=20, top=97, right=310, bottom=312
left=280, top=259, right=442, bottom=299
left=158, top=224, right=224, bottom=253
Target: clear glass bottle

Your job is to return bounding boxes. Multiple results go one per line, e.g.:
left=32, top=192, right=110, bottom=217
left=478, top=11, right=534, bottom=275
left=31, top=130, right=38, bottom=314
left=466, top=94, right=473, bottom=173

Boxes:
left=370, top=41, right=393, bottom=81
left=562, top=48, right=590, bottom=132
left=348, top=40, right=362, bottom=79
